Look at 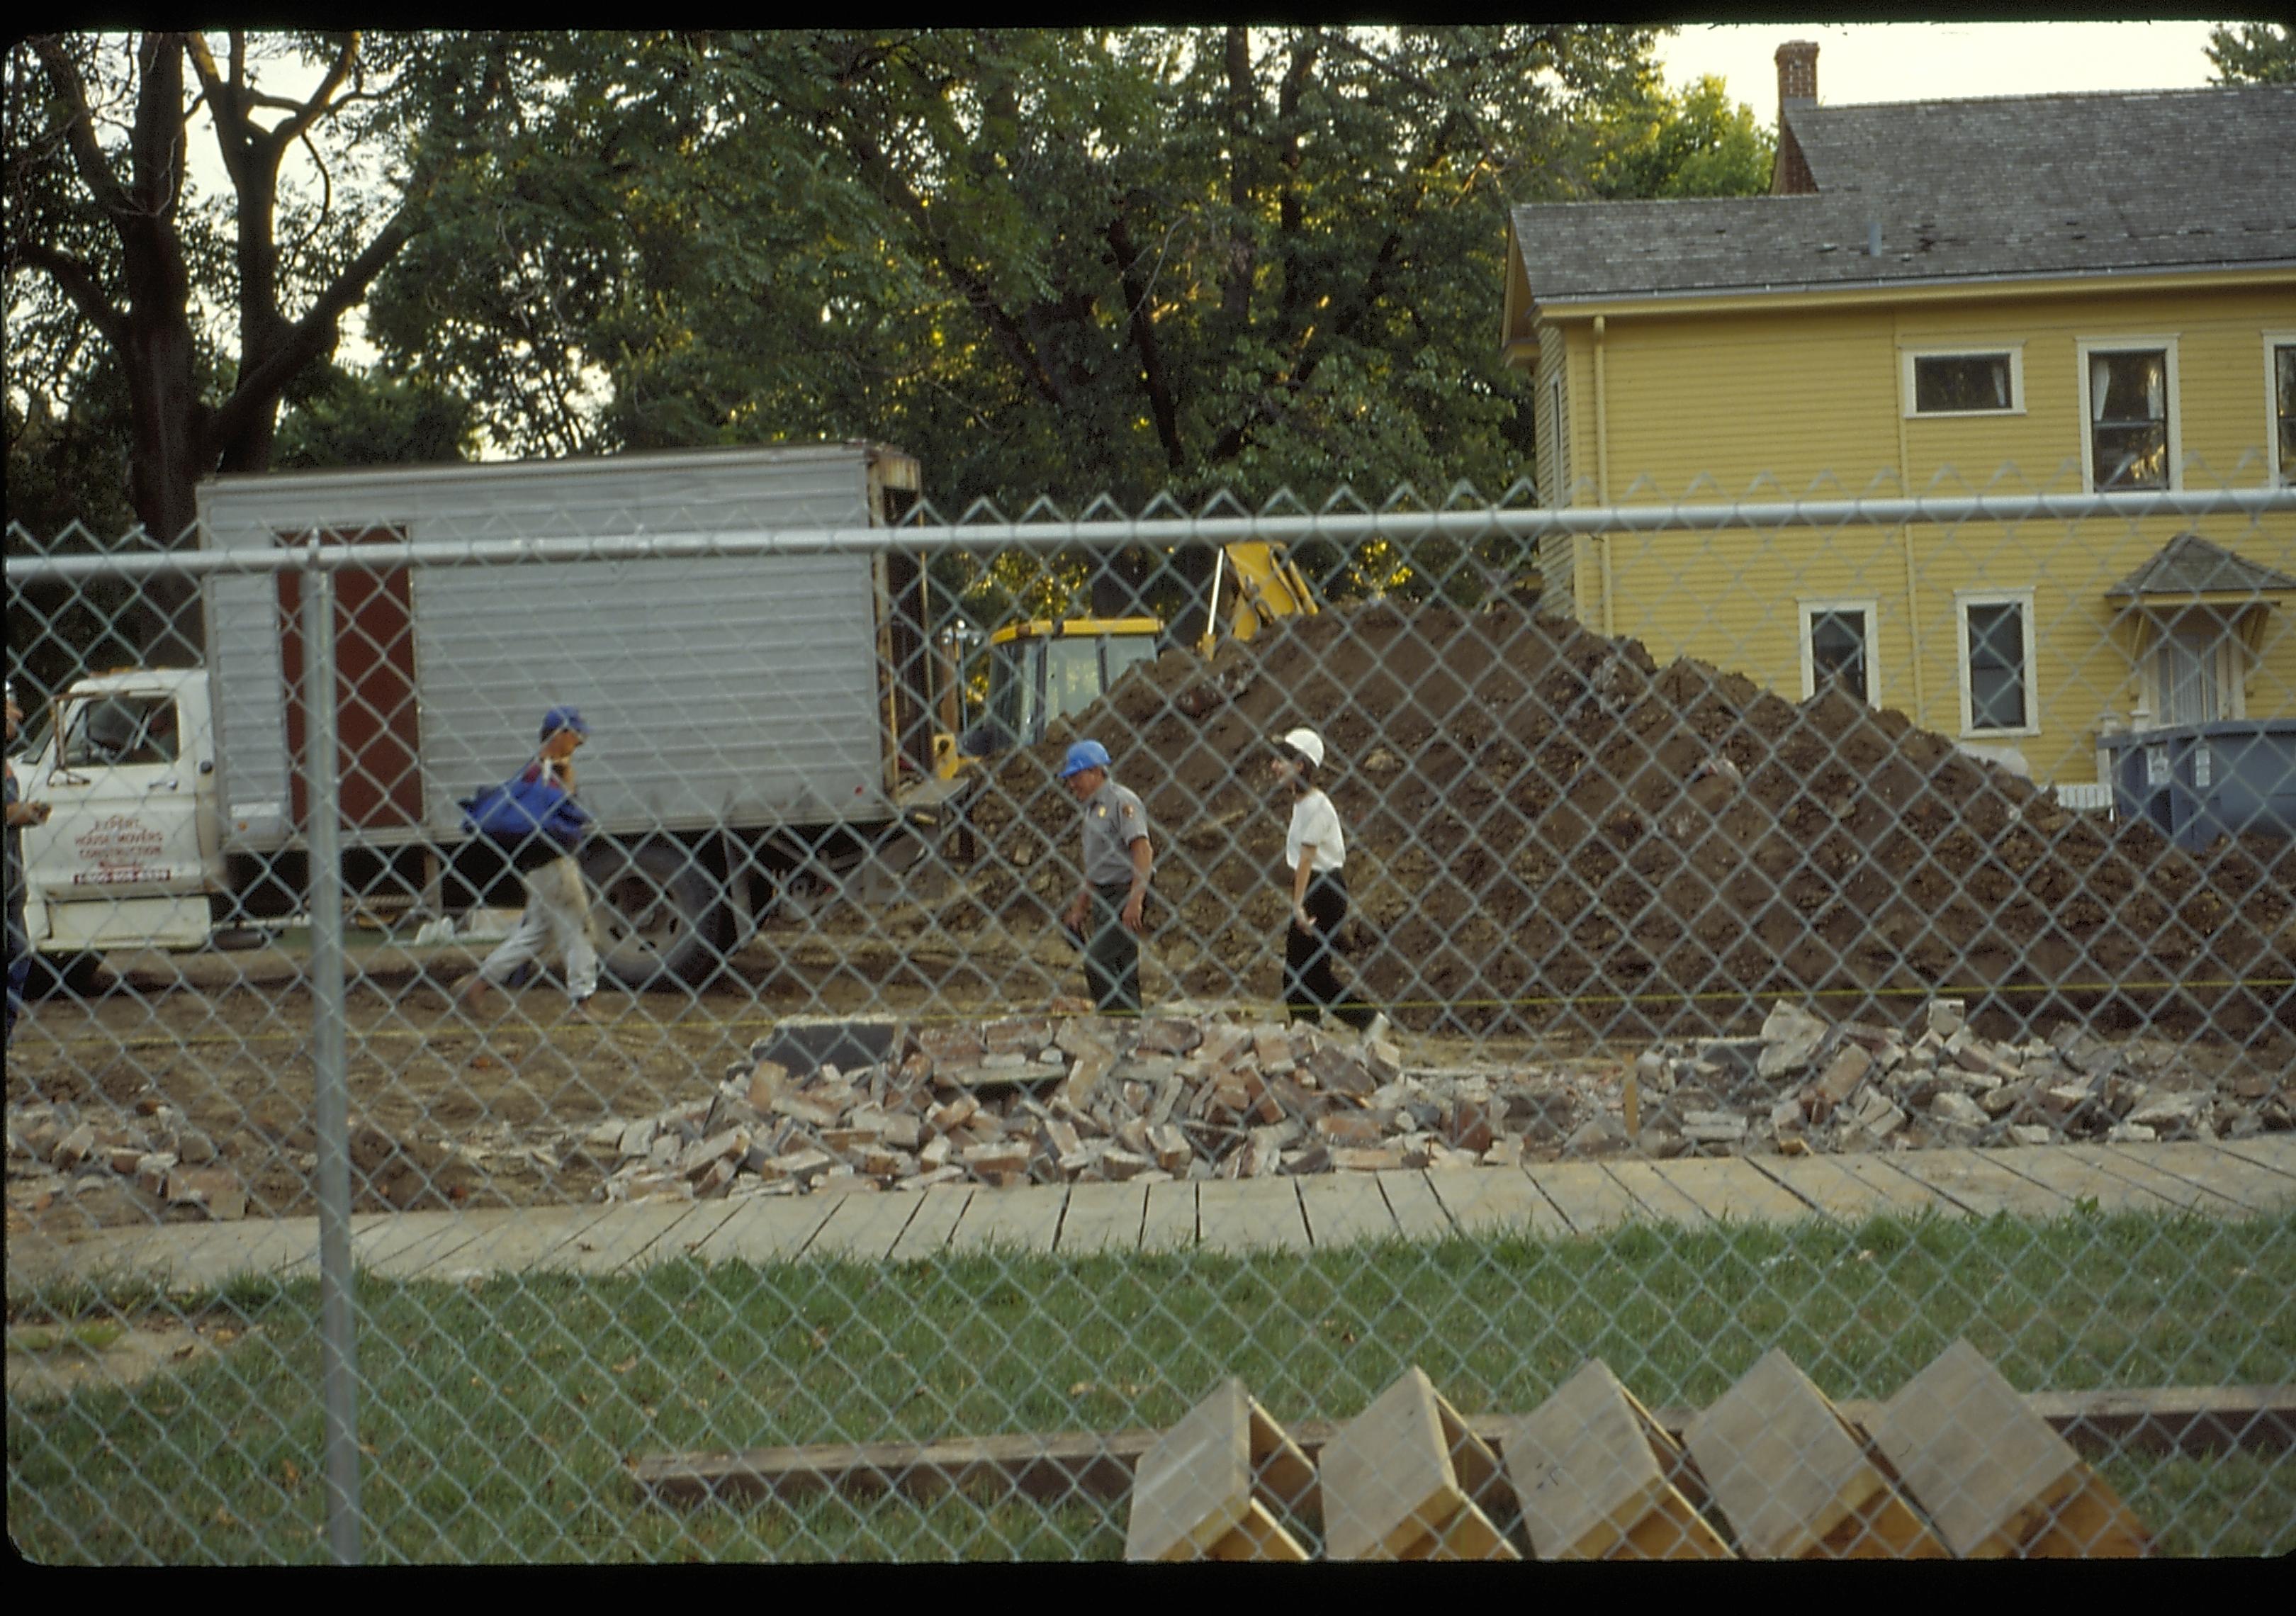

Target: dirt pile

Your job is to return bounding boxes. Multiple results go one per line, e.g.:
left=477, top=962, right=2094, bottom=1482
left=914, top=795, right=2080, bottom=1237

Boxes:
left=955, top=602, right=2295, bottom=1044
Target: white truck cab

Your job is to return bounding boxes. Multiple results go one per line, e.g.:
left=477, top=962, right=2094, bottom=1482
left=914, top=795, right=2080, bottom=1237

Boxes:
left=18, top=669, right=225, bottom=955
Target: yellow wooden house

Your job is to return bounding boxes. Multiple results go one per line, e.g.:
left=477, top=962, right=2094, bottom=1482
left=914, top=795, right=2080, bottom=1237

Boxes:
left=1502, top=43, right=2296, bottom=798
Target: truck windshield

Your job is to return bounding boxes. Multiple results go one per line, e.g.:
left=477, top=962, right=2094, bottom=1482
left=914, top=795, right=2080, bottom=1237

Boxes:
left=61, top=694, right=181, bottom=767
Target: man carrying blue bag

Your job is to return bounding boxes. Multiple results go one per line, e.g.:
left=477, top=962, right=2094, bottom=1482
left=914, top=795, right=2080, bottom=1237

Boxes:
left=456, top=706, right=602, bottom=1020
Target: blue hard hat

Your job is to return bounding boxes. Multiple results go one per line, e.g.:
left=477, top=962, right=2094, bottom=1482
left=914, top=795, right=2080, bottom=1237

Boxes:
left=1058, top=739, right=1111, bottom=779
left=540, top=705, right=590, bottom=741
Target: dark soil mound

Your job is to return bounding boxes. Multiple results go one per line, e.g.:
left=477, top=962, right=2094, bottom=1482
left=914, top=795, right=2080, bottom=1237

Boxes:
left=954, top=602, right=2295, bottom=1045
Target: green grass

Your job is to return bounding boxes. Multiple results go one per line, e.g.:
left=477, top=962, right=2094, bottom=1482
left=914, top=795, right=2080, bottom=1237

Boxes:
left=9, top=1207, right=2292, bottom=1562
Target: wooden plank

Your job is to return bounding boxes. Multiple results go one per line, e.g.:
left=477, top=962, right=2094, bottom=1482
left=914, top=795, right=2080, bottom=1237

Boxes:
left=1195, top=1178, right=1312, bottom=1254
left=1059, top=1182, right=1147, bottom=1256
left=631, top=1384, right=2296, bottom=1511
left=1125, top=1379, right=1268, bottom=1561
left=1749, top=1153, right=1932, bottom=1224
left=1522, top=1161, right=1643, bottom=1233
left=556, top=1201, right=716, bottom=1274
left=1319, top=1367, right=1516, bottom=1560
left=1643, top=1156, right=1823, bottom=1225
left=1600, top=1160, right=1709, bottom=1225
left=2056, top=1144, right=2249, bottom=1216
left=1684, top=1347, right=1946, bottom=1559
left=622, top=1200, right=750, bottom=1271
left=1821, top=1150, right=1971, bottom=1218
left=1376, top=1170, right=1457, bottom=1242
left=1125, top=1379, right=1316, bottom=1561
left=1298, top=1172, right=1401, bottom=1250
left=2213, top=1135, right=2296, bottom=1181
left=1429, top=1165, right=1570, bottom=1238
left=943, top=1182, right=1067, bottom=1256
left=1867, top=1339, right=2149, bottom=1559
left=1877, top=1148, right=2076, bottom=1221
left=1139, top=1180, right=1198, bottom=1253
left=1505, top=1359, right=1732, bottom=1560
left=887, top=1186, right=974, bottom=1262
left=356, top=1209, right=504, bottom=1278
left=1981, top=1147, right=2190, bottom=1216
left=800, top=1190, right=925, bottom=1264
left=1204, top=1497, right=1310, bottom=1561
left=689, top=1194, right=854, bottom=1267
left=2100, top=1141, right=2296, bottom=1216
left=437, top=1205, right=619, bottom=1278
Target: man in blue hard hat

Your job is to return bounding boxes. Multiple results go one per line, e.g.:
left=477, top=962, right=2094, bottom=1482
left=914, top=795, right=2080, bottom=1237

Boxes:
left=459, top=706, right=601, bottom=1021
left=1058, top=738, right=1154, bottom=1015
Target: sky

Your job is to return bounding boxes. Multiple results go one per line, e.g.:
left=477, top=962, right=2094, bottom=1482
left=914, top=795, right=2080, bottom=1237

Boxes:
left=1650, top=21, right=2229, bottom=111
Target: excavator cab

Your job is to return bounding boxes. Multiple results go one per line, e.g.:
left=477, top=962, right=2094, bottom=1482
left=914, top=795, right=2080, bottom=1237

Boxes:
left=938, top=540, right=1319, bottom=773
left=955, top=620, right=1164, bottom=758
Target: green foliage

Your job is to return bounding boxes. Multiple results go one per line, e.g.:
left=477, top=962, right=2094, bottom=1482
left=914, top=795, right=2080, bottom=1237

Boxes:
left=366, top=27, right=1674, bottom=512
left=273, top=361, right=477, bottom=468
left=2206, top=22, right=2295, bottom=84
left=1584, top=72, right=1774, bottom=201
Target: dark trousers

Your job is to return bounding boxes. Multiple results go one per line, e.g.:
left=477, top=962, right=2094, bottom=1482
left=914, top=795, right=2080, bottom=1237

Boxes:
left=1083, top=881, right=1142, bottom=1015
left=1285, top=870, right=1372, bottom=1029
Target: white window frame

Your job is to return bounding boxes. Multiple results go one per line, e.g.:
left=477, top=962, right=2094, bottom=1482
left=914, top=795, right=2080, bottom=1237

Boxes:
left=2076, top=335, right=2181, bottom=493
left=1900, top=343, right=2025, bottom=418
left=1797, top=597, right=1881, bottom=705
left=2143, top=609, right=2248, bottom=726
left=2266, top=331, right=2296, bottom=488
left=1954, top=588, right=2039, bottom=739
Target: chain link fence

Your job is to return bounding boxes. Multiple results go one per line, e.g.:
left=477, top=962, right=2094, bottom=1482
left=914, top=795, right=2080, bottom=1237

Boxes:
left=6, top=454, right=2293, bottom=1561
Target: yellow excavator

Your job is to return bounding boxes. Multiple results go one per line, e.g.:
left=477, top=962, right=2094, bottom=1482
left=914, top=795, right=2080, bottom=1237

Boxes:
left=933, top=540, right=1319, bottom=775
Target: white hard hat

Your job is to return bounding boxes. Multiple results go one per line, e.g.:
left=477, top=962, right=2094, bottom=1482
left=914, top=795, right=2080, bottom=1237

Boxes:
left=1278, top=726, right=1327, bottom=768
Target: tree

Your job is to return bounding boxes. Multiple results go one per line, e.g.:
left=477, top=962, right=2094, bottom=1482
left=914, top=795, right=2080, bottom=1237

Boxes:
left=368, top=27, right=1670, bottom=511
left=1582, top=72, right=1774, bottom=201
left=361, top=28, right=1672, bottom=625
left=2206, top=23, right=2295, bottom=84
left=273, top=361, right=476, bottom=468
left=4, top=30, right=513, bottom=661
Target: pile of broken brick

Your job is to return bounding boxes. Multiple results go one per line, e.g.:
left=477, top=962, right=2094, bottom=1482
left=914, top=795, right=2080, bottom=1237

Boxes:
left=1631, top=997, right=2284, bottom=1160
left=573, top=999, right=2287, bottom=1206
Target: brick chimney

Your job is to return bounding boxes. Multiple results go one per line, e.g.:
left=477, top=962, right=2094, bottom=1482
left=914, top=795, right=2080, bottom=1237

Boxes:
left=1770, top=40, right=1819, bottom=196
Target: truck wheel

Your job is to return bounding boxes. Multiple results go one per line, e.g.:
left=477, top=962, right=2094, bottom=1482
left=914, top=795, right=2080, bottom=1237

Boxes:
left=580, top=841, right=728, bottom=989
left=27, top=951, right=107, bottom=999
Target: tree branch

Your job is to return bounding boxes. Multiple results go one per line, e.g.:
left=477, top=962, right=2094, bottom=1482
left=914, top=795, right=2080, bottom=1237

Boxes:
left=1107, top=211, right=1184, bottom=472
left=28, top=35, right=133, bottom=216
left=206, top=203, right=415, bottom=449
left=13, top=239, right=129, bottom=351
left=276, top=34, right=359, bottom=151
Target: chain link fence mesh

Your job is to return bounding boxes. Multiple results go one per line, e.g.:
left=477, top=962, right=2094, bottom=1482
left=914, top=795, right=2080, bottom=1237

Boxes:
left=6, top=457, right=2293, bottom=1561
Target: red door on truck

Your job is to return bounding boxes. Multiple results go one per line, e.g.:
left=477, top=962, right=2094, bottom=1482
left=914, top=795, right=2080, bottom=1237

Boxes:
left=276, top=527, right=424, bottom=831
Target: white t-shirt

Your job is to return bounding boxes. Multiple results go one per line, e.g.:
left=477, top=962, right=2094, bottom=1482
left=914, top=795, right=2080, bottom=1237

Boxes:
left=1285, top=790, right=1346, bottom=875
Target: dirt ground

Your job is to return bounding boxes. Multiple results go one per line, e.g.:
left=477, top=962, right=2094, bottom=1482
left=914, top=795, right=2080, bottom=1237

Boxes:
left=4, top=916, right=2285, bottom=1241
left=9, top=599, right=2291, bottom=1240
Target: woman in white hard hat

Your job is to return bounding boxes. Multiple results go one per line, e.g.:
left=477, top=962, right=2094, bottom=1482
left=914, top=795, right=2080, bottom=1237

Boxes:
left=1269, top=726, right=1374, bottom=1031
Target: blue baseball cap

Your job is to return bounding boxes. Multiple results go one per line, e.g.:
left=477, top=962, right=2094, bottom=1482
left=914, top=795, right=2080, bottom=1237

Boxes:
left=1058, top=739, right=1110, bottom=779
left=540, top=705, right=590, bottom=741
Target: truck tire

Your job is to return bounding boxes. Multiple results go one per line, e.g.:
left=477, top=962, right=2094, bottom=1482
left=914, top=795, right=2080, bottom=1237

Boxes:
left=580, top=840, right=728, bottom=990
left=26, top=951, right=107, bottom=999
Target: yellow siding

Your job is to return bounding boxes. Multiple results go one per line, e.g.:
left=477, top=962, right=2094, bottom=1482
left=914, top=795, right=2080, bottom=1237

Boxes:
left=1893, top=286, right=2296, bottom=492
left=1524, top=274, right=2296, bottom=784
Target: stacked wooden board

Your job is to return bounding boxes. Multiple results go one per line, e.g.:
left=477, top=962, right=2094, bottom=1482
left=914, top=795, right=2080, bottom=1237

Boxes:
left=1125, top=1340, right=2150, bottom=1561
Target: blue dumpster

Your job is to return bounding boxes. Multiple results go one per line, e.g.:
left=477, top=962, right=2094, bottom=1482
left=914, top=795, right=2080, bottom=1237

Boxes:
left=2099, top=719, right=2296, bottom=851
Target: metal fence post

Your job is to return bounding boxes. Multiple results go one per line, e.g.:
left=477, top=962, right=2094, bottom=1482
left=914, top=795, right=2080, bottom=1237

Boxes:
left=300, top=539, right=362, bottom=1564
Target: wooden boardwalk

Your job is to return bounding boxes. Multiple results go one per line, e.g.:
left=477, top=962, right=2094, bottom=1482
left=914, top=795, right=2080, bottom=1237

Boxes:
left=9, top=1138, right=2291, bottom=1295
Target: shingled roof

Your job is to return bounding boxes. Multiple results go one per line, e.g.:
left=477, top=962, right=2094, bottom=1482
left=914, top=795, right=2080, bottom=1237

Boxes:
left=1509, top=84, right=2296, bottom=306
left=2106, top=533, right=2296, bottom=604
